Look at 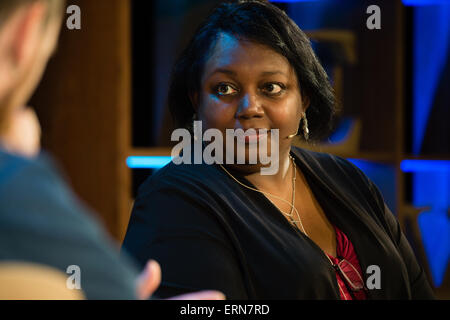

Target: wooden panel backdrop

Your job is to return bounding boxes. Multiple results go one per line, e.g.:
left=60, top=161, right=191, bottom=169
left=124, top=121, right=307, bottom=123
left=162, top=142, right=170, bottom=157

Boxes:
left=30, top=0, right=132, bottom=243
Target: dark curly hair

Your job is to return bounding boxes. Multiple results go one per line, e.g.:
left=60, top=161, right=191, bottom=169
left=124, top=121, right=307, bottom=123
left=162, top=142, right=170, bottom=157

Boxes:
left=168, top=0, right=337, bottom=142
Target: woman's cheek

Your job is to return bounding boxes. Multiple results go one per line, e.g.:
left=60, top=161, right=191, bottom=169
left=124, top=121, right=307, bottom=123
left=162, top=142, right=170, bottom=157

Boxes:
left=267, top=103, right=292, bottom=127
left=199, top=98, right=234, bottom=131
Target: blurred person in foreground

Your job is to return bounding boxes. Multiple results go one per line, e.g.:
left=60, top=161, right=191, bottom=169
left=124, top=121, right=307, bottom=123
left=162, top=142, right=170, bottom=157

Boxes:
left=0, top=0, right=225, bottom=300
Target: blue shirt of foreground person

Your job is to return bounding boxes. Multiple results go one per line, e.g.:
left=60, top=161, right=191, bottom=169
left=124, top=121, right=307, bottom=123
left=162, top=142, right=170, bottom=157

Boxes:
left=0, top=0, right=224, bottom=300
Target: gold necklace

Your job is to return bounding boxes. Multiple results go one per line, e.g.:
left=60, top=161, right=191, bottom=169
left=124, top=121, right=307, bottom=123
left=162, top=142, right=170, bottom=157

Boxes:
left=218, top=158, right=349, bottom=299
left=218, top=156, right=308, bottom=236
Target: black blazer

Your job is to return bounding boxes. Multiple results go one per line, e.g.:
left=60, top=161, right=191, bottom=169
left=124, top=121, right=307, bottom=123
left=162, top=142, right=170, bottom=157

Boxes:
left=122, top=146, right=435, bottom=299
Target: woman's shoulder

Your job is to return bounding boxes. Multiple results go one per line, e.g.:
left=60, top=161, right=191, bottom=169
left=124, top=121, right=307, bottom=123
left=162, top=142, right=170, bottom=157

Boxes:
left=135, top=161, right=222, bottom=199
left=291, top=146, right=373, bottom=186
left=293, top=146, right=387, bottom=215
left=291, top=146, right=383, bottom=208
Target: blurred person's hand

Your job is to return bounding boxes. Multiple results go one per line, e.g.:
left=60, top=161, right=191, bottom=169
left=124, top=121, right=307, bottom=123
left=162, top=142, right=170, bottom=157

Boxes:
left=136, top=260, right=226, bottom=300
left=0, top=106, right=41, bottom=158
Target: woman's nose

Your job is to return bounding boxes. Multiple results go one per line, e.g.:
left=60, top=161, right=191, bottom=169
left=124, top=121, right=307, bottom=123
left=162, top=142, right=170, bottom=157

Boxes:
left=235, top=93, right=264, bottom=120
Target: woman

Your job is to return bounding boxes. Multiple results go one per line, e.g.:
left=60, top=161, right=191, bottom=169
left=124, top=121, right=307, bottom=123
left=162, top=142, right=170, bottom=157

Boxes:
left=122, top=0, right=434, bottom=299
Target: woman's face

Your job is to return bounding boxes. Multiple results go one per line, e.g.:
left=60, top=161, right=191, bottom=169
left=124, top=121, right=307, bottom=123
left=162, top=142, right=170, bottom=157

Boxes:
left=195, top=32, right=307, bottom=172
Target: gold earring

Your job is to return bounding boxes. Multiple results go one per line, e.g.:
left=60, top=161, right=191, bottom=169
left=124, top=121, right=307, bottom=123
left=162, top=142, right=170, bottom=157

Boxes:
left=302, top=112, right=309, bottom=141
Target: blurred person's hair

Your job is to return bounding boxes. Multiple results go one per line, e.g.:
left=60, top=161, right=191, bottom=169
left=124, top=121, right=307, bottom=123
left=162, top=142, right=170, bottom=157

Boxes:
left=168, top=0, right=338, bottom=142
left=0, top=0, right=65, bottom=28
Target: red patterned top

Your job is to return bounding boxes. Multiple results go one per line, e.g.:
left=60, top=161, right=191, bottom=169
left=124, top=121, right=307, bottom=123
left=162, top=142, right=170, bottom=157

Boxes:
left=326, top=226, right=367, bottom=300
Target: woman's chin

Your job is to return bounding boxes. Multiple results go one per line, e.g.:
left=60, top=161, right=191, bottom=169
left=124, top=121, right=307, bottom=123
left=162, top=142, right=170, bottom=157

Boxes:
left=222, top=162, right=266, bottom=175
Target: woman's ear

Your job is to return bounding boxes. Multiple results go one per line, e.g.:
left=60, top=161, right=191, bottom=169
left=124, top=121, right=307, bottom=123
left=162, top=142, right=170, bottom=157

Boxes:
left=302, top=94, right=310, bottom=113
left=189, top=91, right=199, bottom=112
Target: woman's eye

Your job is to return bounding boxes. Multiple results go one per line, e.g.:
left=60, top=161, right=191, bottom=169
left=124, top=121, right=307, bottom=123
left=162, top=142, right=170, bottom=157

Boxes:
left=216, top=84, right=238, bottom=96
left=262, top=83, right=284, bottom=95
